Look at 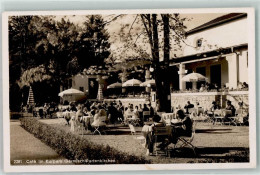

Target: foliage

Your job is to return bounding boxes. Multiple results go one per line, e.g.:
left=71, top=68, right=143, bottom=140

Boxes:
left=20, top=117, right=149, bottom=164
left=18, top=65, right=51, bottom=87
left=77, top=15, right=110, bottom=68
left=9, top=15, right=111, bottom=109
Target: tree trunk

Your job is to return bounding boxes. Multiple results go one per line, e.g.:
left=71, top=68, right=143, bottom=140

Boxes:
left=141, top=14, right=172, bottom=112
left=161, top=14, right=171, bottom=112
left=151, top=14, right=164, bottom=112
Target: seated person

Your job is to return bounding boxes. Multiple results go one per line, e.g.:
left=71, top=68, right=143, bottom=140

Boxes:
left=68, top=102, right=77, bottom=112
left=142, top=104, right=150, bottom=122
left=199, top=84, right=205, bottom=92
left=184, top=101, right=194, bottom=114
left=142, top=115, right=165, bottom=156
left=226, top=100, right=236, bottom=116
left=91, top=109, right=106, bottom=127
left=133, top=106, right=140, bottom=119
left=225, top=100, right=236, bottom=120
left=82, top=107, right=89, bottom=116
left=194, top=102, right=202, bottom=117
left=209, top=101, right=220, bottom=113
left=237, top=82, right=243, bottom=90
left=169, top=109, right=192, bottom=144
left=148, top=103, right=155, bottom=117
left=75, top=104, right=83, bottom=122
left=242, top=82, right=248, bottom=89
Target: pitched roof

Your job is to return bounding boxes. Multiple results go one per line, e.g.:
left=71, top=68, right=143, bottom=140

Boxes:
left=186, top=13, right=247, bottom=36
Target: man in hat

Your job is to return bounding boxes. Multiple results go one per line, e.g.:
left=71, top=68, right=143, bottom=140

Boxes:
left=184, top=101, right=194, bottom=114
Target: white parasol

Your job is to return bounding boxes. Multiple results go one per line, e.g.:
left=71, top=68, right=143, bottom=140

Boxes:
left=182, top=73, right=208, bottom=82
left=122, top=79, right=142, bottom=87
left=58, top=88, right=85, bottom=97
left=140, top=79, right=156, bottom=87
left=107, top=82, right=122, bottom=89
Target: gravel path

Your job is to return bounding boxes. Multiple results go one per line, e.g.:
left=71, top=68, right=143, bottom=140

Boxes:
left=10, top=120, right=71, bottom=165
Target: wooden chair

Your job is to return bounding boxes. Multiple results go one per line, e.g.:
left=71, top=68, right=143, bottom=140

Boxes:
left=92, top=116, right=107, bottom=135
left=142, top=111, right=150, bottom=122
left=128, top=116, right=141, bottom=126
left=175, top=120, right=197, bottom=155
left=153, top=126, right=171, bottom=156
left=213, top=109, right=224, bottom=125
left=230, top=109, right=244, bottom=126
left=124, top=112, right=134, bottom=125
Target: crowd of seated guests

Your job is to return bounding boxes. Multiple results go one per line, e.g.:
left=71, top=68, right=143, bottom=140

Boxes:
left=172, top=81, right=249, bottom=93
left=60, top=100, right=158, bottom=133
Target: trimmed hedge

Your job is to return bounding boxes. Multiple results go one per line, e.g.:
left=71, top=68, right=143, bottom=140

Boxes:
left=20, top=117, right=150, bottom=164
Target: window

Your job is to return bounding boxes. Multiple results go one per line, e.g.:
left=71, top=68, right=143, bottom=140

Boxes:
left=79, top=87, right=84, bottom=92
left=196, top=39, right=202, bottom=47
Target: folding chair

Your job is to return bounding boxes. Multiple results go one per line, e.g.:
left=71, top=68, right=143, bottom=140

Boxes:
left=92, top=116, right=107, bottom=135
left=213, top=109, right=224, bottom=125
left=175, top=120, right=197, bottom=155
left=222, top=110, right=232, bottom=125
left=124, top=112, right=134, bottom=125
left=153, top=126, right=171, bottom=156
left=128, top=116, right=141, bottom=126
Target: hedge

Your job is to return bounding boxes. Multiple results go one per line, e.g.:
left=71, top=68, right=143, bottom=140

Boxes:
left=20, top=117, right=150, bottom=164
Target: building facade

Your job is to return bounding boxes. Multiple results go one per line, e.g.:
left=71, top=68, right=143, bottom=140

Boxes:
left=169, top=13, right=249, bottom=111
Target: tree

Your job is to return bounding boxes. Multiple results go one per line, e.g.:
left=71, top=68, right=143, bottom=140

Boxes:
left=9, top=15, right=112, bottom=109
left=9, top=15, right=37, bottom=111
left=78, top=15, right=110, bottom=68
left=115, top=14, right=187, bottom=112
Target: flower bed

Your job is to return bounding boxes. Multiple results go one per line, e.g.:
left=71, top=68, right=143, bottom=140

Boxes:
left=20, top=117, right=149, bottom=164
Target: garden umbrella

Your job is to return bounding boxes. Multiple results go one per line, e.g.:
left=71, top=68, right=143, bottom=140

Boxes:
left=27, top=86, right=35, bottom=105
left=107, top=82, right=122, bottom=89
left=140, top=79, right=156, bottom=87
left=122, top=79, right=142, bottom=87
left=182, top=73, right=208, bottom=82
left=58, top=88, right=85, bottom=97
left=96, top=84, right=104, bottom=101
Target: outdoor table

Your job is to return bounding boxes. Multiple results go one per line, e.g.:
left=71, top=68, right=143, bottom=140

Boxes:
left=171, top=119, right=179, bottom=123
left=161, top=113, right=175, bottom=124
left=82, top=115, right=94, bottom=124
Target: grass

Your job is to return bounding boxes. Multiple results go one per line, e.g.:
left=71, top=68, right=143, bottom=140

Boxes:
left=43, top=118, right=250, bottom=164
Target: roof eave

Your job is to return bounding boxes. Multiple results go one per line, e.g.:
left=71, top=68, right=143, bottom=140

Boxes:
left=185, top=13, right=247, bottom=36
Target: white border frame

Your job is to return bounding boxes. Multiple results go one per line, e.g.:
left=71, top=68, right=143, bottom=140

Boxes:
left=2, top=7, right=256, bottom=172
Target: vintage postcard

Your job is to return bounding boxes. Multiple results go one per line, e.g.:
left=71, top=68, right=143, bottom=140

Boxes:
left=2, top=8, right=256, bottom=172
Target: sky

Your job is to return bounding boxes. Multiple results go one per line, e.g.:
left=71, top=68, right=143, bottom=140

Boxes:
left=57, top=13, right=226, bottom=61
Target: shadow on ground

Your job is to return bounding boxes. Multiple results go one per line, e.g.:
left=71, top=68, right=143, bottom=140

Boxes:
left=164, top=146, right=249, bottom=159
left=195, top=128, right=237, bottom=134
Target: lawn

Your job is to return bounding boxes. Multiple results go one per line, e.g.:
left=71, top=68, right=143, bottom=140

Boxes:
left=40, top=118, right=249, bottom=164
